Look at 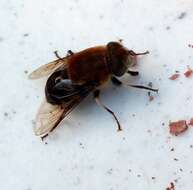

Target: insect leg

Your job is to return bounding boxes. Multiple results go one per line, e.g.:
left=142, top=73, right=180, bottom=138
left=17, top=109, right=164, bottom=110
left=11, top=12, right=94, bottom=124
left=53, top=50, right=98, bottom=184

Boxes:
left=41, top=134, right=49, bottom=141
left=54, top=50, right=63, bottom=60
left=111, top=76, right=158, bottom=92
left=67, top=50, right=74, bottom=56
left=128, top=50, right=149, bottom=56
left=111, top=76, right=122, bottom=86
left=93, top=90, right=122, bottom=131
left=127, top=70, right=139, bottom=76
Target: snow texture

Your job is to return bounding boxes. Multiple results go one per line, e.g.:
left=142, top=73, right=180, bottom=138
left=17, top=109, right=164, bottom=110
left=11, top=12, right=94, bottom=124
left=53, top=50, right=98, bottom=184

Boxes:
left=1, top=0, right=193, bottom=189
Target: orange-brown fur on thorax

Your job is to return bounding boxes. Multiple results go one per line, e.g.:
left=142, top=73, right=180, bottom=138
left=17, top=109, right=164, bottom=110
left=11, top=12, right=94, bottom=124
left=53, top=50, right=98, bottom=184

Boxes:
left=67, top=46, right=111, bottom=86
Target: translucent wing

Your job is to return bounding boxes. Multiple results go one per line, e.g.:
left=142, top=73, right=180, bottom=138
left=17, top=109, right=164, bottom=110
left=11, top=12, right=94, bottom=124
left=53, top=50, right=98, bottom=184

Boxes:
left=28, top=58, right=68, bottom=80
left=34, top=101, right=65, bottom=137
left=34, top=85, right=94, bottom=137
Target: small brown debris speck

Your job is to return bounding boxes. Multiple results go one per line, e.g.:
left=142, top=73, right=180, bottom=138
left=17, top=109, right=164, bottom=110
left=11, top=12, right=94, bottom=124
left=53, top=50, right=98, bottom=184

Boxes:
left=170, top=148, right=174, bottom=151
left=107, top=168, right=113, bottom=175
left=147, top=129, right=152, bottom=133
left=149, top=95, right=154, bottom=102
left=169, top=73, right=180, bottom=80
left=174, top=179, right=178, bottom=183
left=79, top=142, right=84, bottom=149
left=148, top=82, right=152, bottom=88
left=4, top=112, right=8, bottom=117
left=188, top=44, right=193, bottom=48
left=178, top=12, right=187, bottom=19
left=169, top=120, right=188, bottom=136
left=23, top=33, right=29, bottom=37
left=148, top=26, right=154, bottom=31
left=99, top=14, right=104, bottom=19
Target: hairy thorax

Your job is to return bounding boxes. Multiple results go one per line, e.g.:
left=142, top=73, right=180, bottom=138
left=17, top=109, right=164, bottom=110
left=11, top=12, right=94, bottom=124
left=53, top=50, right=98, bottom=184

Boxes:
left=67, top=46, right=111, bottom=86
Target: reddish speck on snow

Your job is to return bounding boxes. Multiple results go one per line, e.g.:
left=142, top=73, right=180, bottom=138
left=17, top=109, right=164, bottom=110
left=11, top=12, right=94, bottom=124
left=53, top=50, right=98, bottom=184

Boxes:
left=188, top=118, right=193, bottom=126
left=149, top=95, right=154, bottom=101
left=169, top=120, right=188, bottom=136
left=184, top=67, right=193, bottom=78
left=166, top=182, right=175, bottom=190
left=169, top=73, right=180, bottom=80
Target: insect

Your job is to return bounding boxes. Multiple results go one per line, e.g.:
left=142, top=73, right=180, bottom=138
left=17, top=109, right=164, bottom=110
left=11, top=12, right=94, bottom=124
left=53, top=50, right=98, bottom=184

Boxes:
left=29, top=41, right=158, bottom=139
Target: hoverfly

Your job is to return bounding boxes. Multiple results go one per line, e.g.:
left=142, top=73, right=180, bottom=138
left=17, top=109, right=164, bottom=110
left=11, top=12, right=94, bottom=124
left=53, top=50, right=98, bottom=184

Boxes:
left=29, top=41, right=158, bottom=139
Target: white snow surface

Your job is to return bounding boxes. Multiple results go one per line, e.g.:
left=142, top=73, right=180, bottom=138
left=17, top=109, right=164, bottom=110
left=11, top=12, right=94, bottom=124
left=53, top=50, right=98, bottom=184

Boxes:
left=1, top=0, right=193, bottom=189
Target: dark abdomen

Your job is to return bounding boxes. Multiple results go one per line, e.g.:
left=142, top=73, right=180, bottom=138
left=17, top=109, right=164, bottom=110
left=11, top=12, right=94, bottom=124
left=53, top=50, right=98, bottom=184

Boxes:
left=67, top=46, right=110, bottom=85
